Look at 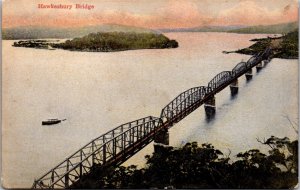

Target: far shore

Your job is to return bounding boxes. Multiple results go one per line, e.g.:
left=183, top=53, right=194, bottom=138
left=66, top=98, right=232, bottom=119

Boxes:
left=225, top=30, right=298, bottom=59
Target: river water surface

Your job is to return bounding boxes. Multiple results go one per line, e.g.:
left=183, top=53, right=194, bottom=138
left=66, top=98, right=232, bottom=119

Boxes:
left=2, top=33, right=298, bottom=188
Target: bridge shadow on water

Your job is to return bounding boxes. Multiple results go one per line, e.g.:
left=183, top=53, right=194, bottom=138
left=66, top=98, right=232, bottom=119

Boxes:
left=246, top=77, right=253, bottom=83
left=206, top=69, right=261, bottom=125
left=205, top=113, right=216, bottom=123
left=205, top=89, right=239, bottom=124
left=230, top=92, right=238, bottom=100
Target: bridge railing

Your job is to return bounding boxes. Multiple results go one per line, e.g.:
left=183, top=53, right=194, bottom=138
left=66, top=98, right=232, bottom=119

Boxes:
left=208, top=71, right=232, bottom=91
left=246, top=55, right=257, bottom=67
left=262, top=47, right=272, bottom=60
left=33, top=116, right=161, bottom=189
left=249, top=47, right=272, bottom=67
left=160, top=87, right=205, bottom=120
left=161, top=86, right=209, bottom=122
left=246, top=50, right=266, bottom=68
left=232, top=61, right=248, bottom=77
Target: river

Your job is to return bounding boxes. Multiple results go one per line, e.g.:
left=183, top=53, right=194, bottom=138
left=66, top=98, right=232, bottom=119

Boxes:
left=2, top=32, right=298, bottom=188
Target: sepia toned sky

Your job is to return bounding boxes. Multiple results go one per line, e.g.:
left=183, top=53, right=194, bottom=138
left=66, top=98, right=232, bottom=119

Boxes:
left=3, top=0, right=298, bottom=29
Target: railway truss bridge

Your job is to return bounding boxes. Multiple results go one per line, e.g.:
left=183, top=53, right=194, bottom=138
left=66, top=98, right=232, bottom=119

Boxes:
left=33, top=47, right=273, bottom=189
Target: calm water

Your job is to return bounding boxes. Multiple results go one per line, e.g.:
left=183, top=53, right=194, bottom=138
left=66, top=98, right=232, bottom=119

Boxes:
left=2, top=33, right=298, bottom=188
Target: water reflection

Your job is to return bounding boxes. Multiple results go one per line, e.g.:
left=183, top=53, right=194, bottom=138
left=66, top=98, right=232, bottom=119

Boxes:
left=246, top=76, right=253, bottom=82
left=205, top=112, right=216, bottom=123
left=230, top=92, right=238, bottom=100
left=230, top=88, right=239, bottom=98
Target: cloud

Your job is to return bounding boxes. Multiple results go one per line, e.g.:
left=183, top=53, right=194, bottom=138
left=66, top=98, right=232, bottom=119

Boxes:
left=3, top=0, right=298, bottom=29
left=215, top=0, right=298, bottom=26
left=4, top=0, right=214, bottom=29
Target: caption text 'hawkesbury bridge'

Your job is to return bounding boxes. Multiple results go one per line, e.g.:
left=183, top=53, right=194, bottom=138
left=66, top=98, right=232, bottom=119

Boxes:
left=33, top=47, right=273, bottom=189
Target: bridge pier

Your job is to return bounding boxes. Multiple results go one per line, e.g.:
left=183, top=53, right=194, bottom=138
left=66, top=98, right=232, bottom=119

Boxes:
left=263, top=60, right=269, bottom=67
left=154, top=128, right=169, bottom=145
left=245, top=68, right=253, bottom=81
left=154, top=128, right=170, bottom=153
left=230, top=79, right=238, bottom=96
left=256, top=61, right=263, bottom=72
left=204, top=96, right=216, bottom=119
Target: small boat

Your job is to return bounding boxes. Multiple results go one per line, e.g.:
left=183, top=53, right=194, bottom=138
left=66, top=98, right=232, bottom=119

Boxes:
left=42, top=119, right=66, bottom=125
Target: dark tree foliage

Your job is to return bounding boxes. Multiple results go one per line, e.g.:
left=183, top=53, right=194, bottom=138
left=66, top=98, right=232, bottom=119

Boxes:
left=236, top=29, right=298, bottom=59
left=276, top=30, right=298, bottom=58
left=71, top=136, right=298, bottom=189
left=52, top=32, right=179, bottom=52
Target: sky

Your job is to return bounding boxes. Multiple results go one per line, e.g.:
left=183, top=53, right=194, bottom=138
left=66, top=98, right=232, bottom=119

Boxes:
left=3, top=0, right=299, bottom=29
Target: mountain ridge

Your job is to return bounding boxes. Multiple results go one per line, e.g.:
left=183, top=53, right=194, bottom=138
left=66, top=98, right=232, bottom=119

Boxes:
left=2, top=24, right=160, bottom=40
left=157, top=25, right=246, bottom=33
left=3, top=21, right=298, bottom=40
left=227, top=21, right=298, bottom=34
left=158, top=21, right=298, bottom=34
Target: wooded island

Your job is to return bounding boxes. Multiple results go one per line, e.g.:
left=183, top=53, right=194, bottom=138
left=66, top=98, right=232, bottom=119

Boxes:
left=13, top=32, right=179, bottom=52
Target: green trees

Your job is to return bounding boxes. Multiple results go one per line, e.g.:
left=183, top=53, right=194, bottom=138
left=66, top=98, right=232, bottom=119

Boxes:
left=54, top=32, right=178, bottom=51
left=71, top=136, right=298, bottom=189
left=277, top=30, right=298, bottom=58
left=236, top=29, right=298, bottom=59
left=13, top=32, right=179, bottom=52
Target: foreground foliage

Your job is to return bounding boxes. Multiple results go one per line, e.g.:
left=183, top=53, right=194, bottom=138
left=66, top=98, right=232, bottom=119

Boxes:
left=71, top=136, right=298, bottom=189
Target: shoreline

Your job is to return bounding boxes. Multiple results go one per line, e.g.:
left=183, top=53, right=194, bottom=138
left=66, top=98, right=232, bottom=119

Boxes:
left=227, top=30, right=298, bottom=59
left=12, top=42, right=178, bottom=52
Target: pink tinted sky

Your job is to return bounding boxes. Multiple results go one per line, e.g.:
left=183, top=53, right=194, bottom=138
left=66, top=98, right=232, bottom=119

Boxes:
left=3, top=0, right=298, bottom=29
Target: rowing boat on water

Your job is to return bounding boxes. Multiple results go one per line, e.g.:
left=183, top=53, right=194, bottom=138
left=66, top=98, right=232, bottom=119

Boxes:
left=42, top=119, right=66, bottom=125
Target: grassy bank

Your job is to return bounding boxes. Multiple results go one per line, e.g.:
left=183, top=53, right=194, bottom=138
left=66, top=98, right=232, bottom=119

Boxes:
left=235, top=30, right=298, bottom=59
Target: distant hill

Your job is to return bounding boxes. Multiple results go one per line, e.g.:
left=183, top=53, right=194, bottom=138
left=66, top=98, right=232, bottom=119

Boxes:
left=158, top=25, right=245, bottom=33
left=2, top=24, right=160, bottom=40
left=228, top=22, right=298, bottom=34
left=158, top=22, right=298, bottom=34
left=4, top=22, right=298, bottom=39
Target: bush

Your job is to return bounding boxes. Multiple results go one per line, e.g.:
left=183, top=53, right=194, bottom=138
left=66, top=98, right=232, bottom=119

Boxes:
left=71, top=136, right=298, bottom=189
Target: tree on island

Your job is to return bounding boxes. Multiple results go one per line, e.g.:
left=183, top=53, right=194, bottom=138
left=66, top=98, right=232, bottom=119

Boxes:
left=53, top=32, right=178, bottom=52
left=12, top=32, right=179, bottom=52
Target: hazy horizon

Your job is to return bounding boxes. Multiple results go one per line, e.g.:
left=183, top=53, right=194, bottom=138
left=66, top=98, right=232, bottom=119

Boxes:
left=3, top=20, right=298, bottom=30
left=3, top=0, right=298, bottom=29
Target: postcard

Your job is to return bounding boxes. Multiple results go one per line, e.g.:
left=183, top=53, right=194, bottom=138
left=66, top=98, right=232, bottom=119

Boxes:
left=2, top=0, right=298, bottom=189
